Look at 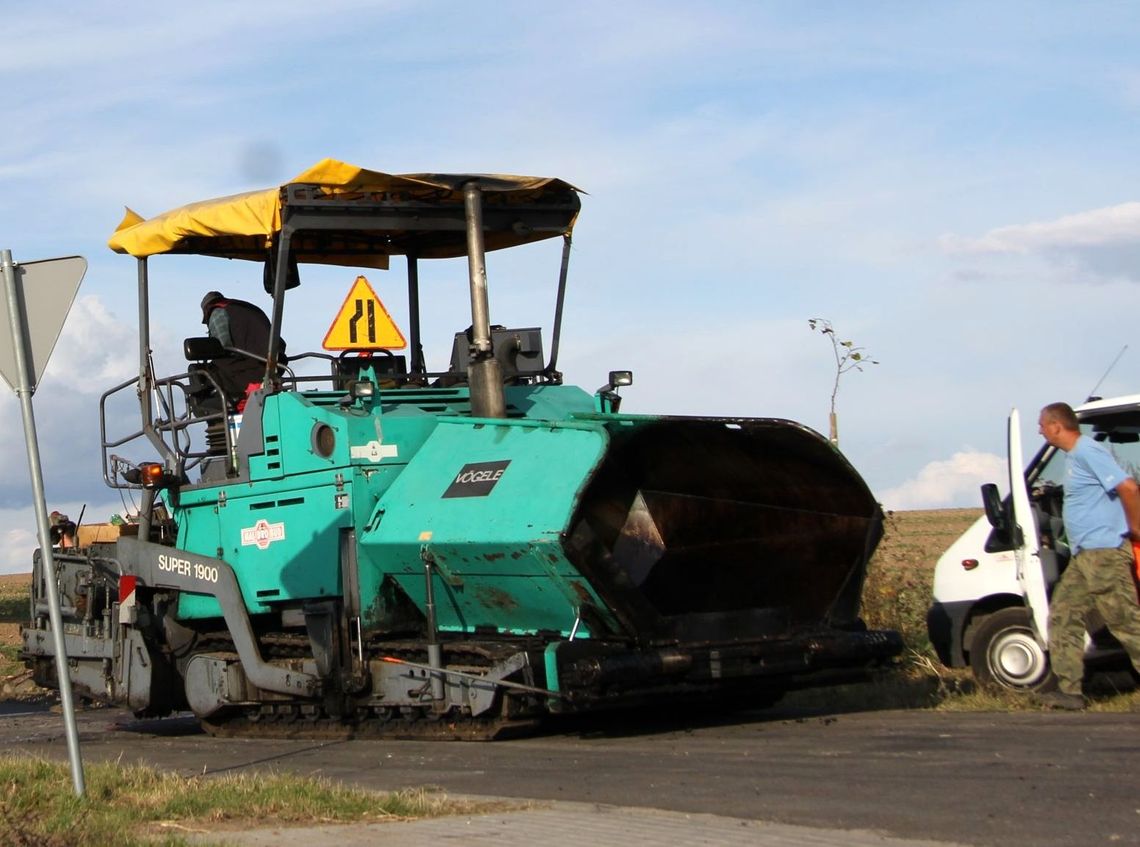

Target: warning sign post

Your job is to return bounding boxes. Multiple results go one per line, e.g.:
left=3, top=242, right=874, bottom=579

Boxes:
left=1, top=249, right=87, bottom=797
left=323, top=276, right=406, bottom=351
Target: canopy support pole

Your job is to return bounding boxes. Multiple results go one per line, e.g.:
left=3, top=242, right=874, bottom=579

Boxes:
left=135, top=258, right=173, bottom=467
left=266, top=230, right=291, bottom=384
left=463, top=183, right=505, bottom=419
left=547, top=233, right=572, bottom=377
left=407, top=255, right=425, bottom=374
left=136, top=257, right=153, bottom=435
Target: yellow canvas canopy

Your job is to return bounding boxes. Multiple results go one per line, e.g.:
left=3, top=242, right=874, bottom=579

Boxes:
left=108, top=158, right=580, bottom=269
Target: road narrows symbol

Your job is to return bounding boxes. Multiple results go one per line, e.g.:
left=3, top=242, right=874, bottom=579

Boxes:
left=323, top=276, right=405, bottom=351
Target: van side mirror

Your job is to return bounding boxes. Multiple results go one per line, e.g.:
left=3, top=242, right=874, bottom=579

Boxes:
left=981, top=483, right=1007, bottom=533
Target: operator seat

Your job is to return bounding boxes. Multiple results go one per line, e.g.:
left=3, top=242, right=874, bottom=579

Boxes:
left=184, top=337, right=234, bottom=414
left=183, top=336, right=239, bottom=460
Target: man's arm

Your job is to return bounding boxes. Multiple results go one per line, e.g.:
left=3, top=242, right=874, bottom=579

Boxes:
left=207, top=309, right=233, bottom=348
left=1115, top=477, right=1140, bottom=541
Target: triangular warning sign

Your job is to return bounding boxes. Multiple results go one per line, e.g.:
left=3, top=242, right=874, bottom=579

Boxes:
left=322, top=276, right=407, bottom=351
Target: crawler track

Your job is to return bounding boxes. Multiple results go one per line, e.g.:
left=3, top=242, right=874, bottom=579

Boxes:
left=201, top=706, right=542, bottom=738
left=192, top=631, right=547, bottom=740
left=200, top=705, right=538, bottom=740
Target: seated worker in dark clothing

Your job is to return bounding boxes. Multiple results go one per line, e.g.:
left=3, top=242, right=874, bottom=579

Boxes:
left=198, top=291, right=286, bottom=408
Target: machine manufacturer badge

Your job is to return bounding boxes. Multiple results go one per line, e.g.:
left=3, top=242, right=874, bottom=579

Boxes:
left=442, top=460, right=510, bottom=498
left=241, top=519, right=286, bottom=550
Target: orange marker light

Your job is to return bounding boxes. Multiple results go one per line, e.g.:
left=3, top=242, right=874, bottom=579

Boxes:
left=140, top=463, right=166, bottom=489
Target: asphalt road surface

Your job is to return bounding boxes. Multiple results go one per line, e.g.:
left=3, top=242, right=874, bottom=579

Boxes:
left=2, top=700, right=1136, bottom=847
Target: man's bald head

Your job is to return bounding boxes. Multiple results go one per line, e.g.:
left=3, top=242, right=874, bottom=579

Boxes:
left=1039, top=402, right=1081, bottom=450
left=1041, top=402, right=1079, bottom=432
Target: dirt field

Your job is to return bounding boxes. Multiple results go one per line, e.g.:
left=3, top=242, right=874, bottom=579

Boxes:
left=0, top=572, right=29, bottom=643
left=875, top=508, right=982, bottom=571
left=2, top=506, right=980, bottom=620
left=0, top=573, right=29, bottom=592
left=0, top=509, right=979, bottom=695
left=0, top=573, right=33, bottom=695
left=862, top=507, right=981, bottom=651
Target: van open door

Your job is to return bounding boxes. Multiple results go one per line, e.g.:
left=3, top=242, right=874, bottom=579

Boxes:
left=1009, top=408, right=1050, bottom=647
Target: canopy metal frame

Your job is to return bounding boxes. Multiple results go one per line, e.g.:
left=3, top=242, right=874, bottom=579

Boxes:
left=265, top=180, right=579, bottom=414
left=123, top=174, right=581, bottom=474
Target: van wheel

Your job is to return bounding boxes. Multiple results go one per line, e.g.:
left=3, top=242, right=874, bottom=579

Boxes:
left=969, top=608, right=1057, bottom=692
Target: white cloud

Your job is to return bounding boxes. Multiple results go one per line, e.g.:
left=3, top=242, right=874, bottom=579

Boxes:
left=878, top=451, right=1006, bottom=511
left=42, top=295, right=138, bottom=391
left=940, top=202, right=1140, bottom=255
left=938, top=202, right=1140, bottom=284
left=1, top=525, right=37, bottom=575
left=0, top=294, right=141, bottom=508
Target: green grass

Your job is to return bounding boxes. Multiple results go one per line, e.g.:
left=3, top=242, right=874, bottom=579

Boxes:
left=0, top=756, right=500, bottom=847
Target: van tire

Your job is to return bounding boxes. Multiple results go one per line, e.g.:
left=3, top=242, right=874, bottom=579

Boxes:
left=969, top=607, right=1057, bottom=692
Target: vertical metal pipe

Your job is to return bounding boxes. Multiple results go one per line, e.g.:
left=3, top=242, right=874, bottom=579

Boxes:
left=422, top=553, right=445, bottom=703
left=407, top=255, right=425, bottom=374
left=125, top=260, right=167, bottom=526
left=137, top=258, right=150, bottom=411
left=463, top=183, right=506, bottom=418
left=136, top=488, right=155, bottom=548
left=339, top=528, right=363, bottom=666
left=1, top=249, right=85, bottom=796
left=135, top=259, right=174, bottom=467
left=547, top=233, right=572, bottom=374
left=463, top=183, right=492, bottom=355
left=265, top=229, right=291, bottom=380
left=355, top=618, right=364, bottom=665
left=136, top=258, right=157, bottom=448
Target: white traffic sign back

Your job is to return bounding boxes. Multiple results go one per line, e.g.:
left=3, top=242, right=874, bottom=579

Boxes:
left=0, top=255, right=86, bottom=391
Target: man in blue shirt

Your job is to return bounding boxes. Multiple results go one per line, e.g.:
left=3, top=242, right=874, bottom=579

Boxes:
left=1037, top=401, right=1140, bottom=709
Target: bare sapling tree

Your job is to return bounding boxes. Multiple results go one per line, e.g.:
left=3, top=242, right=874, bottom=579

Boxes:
left=808, top=318, right=878, bottom=447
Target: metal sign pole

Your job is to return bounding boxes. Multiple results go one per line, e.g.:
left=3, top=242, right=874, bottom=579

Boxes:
left=0, top=249, right=85, bottom=796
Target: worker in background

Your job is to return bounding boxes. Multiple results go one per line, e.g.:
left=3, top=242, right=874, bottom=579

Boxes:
left=49, top=511, right=76, bottom=549
left=1036, top=401, right=1140, bottom=709
left=199, top=291, right=286, bottom=408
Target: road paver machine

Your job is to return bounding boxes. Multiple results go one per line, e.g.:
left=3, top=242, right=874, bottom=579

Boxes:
left=22, top=159, right=901, bottom=737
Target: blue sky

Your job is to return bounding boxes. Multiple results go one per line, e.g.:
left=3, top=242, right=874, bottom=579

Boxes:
left=3, top=2, right=1140, bottom=571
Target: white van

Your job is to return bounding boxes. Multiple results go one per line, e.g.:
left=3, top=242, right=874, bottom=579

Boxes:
left=927, top=395, right=1140, bottom=691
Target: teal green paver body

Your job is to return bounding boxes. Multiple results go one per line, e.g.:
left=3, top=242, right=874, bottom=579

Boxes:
left=175, top=383, right=620, bottom=639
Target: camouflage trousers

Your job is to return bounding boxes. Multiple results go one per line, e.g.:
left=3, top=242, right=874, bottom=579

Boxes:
left=1049, top=540, right=1140, bottom=695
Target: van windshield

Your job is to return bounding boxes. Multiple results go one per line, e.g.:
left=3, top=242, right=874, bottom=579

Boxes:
left=1032, top=414, right=1140, bottom=488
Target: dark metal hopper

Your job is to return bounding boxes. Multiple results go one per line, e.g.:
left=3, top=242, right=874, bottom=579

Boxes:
left=565, top=416, right=882, bottom=645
